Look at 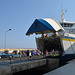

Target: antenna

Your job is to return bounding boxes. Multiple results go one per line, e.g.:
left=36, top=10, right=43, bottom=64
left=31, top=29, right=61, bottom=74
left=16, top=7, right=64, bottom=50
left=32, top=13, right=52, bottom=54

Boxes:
left=61, top=5, right=65, bottom=22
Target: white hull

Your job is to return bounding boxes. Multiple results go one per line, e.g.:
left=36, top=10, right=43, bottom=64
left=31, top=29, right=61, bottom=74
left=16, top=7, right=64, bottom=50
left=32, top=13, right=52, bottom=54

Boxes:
left=62, top=33, right=75, bottom=54
left=63, top=40, right=75, bottom=54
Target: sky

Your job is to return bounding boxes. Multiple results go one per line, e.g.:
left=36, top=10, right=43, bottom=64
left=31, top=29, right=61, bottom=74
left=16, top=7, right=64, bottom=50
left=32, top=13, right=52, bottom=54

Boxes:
left=0, top=0, right=75, bottom=49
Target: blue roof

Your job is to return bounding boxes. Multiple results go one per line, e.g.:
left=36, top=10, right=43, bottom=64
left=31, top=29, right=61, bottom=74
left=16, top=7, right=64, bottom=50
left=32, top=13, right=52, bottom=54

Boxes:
left=26, top=18, right=64, bottom=35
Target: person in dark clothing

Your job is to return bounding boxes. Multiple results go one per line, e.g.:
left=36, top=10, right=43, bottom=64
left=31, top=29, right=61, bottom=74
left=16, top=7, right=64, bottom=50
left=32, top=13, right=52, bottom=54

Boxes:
left=27, top=50, right=29, bottom=56
left=31, top=50, right=34, bottom=56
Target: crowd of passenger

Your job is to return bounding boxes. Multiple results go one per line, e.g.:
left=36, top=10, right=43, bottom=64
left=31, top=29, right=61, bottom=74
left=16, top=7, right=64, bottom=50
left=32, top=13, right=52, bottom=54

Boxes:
left=18, top=50, right=42, bottom=57
left=18, top=49, right=59, bottom=57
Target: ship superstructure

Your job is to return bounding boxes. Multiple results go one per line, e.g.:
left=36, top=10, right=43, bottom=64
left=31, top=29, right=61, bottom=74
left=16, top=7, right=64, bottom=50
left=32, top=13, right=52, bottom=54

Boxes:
left=59, top=6, right=75, bottom=54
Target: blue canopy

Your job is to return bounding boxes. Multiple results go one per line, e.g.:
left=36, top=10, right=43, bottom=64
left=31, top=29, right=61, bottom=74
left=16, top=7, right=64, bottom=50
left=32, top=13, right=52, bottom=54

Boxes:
left=26, top=18, right=64, bottom=35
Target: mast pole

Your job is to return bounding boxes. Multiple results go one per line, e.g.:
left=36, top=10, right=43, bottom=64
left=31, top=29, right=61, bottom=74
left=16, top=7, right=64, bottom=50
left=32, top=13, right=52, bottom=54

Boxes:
left=61, top=5, right=65, bottom=22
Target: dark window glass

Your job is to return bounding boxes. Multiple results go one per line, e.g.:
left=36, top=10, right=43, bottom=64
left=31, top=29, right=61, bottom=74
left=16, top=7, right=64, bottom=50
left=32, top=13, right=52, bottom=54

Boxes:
left=69, top=24, right=73, bottom=27
left=64, top=23, right=66, bottom=27
left=60, top=23, right=73, bottom=27
left=67, top=24, right=69, bottom=27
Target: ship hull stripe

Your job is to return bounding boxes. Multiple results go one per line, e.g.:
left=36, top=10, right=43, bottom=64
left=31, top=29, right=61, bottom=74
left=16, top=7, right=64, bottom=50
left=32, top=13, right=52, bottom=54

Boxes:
left=63, top=36, right=75, bottom=39
left=62, top=38, right=75, bottom=42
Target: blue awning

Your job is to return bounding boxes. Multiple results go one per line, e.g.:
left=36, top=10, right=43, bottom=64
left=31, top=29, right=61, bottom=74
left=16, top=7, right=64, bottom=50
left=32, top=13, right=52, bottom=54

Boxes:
left=26, top=18, right=64, bottom=35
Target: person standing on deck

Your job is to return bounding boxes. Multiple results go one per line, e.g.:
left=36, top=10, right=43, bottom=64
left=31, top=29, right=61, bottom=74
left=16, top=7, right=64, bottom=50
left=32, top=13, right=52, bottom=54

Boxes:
left=27, top=50, right=29, bottom=56
left=29, top=51, right=32, bottom=58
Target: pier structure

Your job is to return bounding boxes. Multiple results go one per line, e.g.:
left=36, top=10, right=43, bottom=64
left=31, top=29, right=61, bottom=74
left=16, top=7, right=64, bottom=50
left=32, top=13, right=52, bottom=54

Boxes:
left=0, top=59, right=46, bottom=75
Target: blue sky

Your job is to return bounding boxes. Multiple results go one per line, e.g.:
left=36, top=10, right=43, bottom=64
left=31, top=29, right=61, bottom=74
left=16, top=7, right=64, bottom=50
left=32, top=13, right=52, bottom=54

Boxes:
left=0, top=0, right=75, bottom=49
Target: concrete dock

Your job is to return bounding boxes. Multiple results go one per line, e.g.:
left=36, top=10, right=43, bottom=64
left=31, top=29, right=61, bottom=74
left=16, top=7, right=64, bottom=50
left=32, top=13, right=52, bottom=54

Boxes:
left=44, top=59, right=75, bottom=75
left=0, top=57, right=59, bottom=75
left=0, top=59, right=46, bottom=75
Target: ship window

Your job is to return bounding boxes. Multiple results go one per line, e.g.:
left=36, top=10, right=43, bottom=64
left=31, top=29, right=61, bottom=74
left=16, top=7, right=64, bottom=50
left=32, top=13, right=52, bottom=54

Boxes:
left=69, top=24, right=73, bottom=27
left=60, top=23, right=73, bottom=27
left=64, top=23, right=66, bottom=27
left=66, top=24, right=68, bottom=27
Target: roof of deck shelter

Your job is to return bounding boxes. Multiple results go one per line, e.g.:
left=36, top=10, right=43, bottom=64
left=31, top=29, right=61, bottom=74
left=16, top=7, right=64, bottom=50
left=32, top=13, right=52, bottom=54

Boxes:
left=26, top=18, right=64, bottom=35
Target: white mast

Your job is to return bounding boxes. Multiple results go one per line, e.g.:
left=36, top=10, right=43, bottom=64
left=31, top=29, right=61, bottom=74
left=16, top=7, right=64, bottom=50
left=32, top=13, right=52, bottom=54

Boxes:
left=61, top=5, right=65, bottom=22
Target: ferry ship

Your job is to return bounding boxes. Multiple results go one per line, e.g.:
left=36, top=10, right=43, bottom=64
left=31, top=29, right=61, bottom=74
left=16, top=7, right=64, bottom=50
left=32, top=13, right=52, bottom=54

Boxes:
left=26, top=6, right=75, bottom=56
